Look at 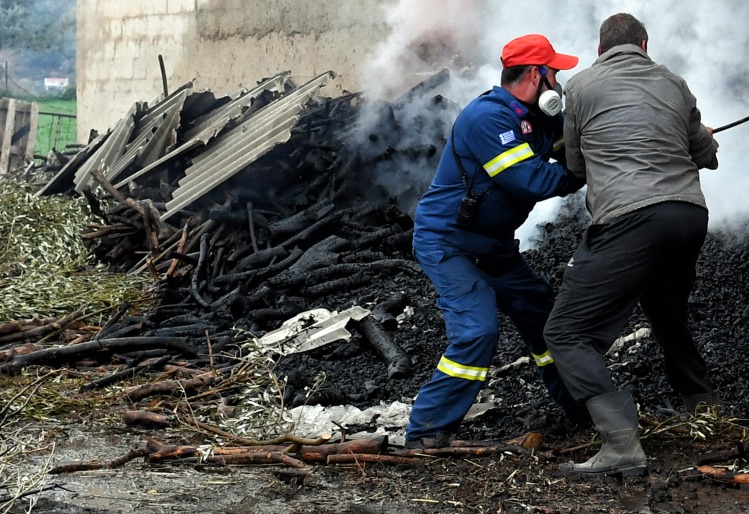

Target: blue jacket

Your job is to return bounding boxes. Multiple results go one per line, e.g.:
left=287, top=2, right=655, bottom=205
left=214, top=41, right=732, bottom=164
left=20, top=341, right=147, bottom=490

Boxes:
left=414, top=86, right=577, bottom=259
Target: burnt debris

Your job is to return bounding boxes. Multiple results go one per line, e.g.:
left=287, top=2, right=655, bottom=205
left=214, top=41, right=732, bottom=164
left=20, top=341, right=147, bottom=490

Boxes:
left=14, top=69, right=454, bottom=381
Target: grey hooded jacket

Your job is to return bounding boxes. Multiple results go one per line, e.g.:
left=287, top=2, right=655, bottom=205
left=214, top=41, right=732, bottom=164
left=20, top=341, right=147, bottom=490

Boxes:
left=563, top=44, right=718, bottom=224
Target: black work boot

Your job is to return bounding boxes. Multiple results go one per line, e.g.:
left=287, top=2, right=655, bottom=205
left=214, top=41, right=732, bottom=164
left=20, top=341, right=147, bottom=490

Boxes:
left=560, top=390, right=647, bottom=477
left=405, top=433, right=451, bottom=450
left=682, top=392, right=722, bottom=415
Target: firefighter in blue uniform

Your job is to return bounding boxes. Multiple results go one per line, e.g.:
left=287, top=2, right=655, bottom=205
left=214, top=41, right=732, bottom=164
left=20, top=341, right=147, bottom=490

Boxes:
left=405, top=34, right=588, bottom=448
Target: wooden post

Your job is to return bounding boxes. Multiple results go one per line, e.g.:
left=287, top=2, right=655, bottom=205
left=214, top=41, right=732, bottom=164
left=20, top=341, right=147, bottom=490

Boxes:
left=0, top=98, right=40, bottom=176
left=0, top=98, right=17, bottom=176
left=25, top=102, right=39, bottom=161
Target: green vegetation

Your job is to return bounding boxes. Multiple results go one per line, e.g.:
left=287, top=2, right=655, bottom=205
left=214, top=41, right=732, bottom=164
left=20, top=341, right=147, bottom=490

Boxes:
left=0, top=179, right=152, bottom=322
left=0, top=0, right=77, bottom=156
left=35, top=95, right=77, bottom=157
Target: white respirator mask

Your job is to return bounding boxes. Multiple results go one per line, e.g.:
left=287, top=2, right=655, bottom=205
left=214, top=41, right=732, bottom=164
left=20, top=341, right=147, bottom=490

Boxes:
left=537, top=66, right=563, bottom=116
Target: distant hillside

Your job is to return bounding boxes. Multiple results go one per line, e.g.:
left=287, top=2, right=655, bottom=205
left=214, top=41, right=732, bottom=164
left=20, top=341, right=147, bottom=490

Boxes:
left=0, top=0, right=76, bottom=95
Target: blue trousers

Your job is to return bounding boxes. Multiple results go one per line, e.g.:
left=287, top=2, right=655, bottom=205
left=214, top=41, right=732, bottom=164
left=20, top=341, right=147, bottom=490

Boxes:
left=406, top=242, right=587, bottom=442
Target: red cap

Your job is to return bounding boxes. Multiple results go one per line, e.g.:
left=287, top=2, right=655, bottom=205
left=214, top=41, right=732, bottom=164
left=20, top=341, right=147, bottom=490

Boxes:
left=501, top=34, right=578, bottom=70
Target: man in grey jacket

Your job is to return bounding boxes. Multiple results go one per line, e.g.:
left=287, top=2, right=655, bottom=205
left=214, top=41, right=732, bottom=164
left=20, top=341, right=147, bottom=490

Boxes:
left=543, top=13, right=720, bottom=476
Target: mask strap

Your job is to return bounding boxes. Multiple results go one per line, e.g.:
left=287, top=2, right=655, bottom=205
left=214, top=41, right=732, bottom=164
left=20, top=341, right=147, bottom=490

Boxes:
left=537, top=65, right=557, bottom=92
left=534, top=66, right=548, bottom=103
left=542, top=75, right=555, bottom=91
left=536, top=65, right=563, bottom=116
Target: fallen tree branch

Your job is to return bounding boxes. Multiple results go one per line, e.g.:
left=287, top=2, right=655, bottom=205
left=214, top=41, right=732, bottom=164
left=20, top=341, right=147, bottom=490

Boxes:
left=0, top=311, right=83, bottom=345
left=144, top=435, right=388, bottom=464
left=0, top=317, right=57, bottom=337
left=125, top=370, right=220, bottom=402
left=81, top=223, right=136, bottom=240
left=0, top=337, right=195, bottom=374
left=390, top=444, right=527, bottom=458
left=697, top=465, right=749, bottom=484
left=327, top=453, right=421, bottom=465
left=80, top=354, right=171, bottom=392
left=205, top=451, right=305, bottom=468
left=122, top=410, right=174, bottom=428
left=697, top=444, right=748, bottom=466
left=48, top=448, right=149, bottom=474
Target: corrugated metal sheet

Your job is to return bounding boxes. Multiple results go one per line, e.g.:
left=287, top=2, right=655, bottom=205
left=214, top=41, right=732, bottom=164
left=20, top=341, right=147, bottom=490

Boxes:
left=68, top=102, right=139, bottom=192
left=74, top=86, right=191, bottom=192
left=35, top=130, right=110, bottom=196
left=161, top=71, right=333, bottom=220
left=37, top=104, right=138, bottom=196
left=113, top=72, right=292, bottom=190
left=182, top=71, right=291, bottom=142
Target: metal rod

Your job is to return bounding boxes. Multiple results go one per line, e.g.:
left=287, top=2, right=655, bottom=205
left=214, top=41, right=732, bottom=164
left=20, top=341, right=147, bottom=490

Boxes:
left=39, top=111, right=76, bottom=119
left=713, top=114, right=749, bottom=134
left=158, top=54, right=169, bottom=97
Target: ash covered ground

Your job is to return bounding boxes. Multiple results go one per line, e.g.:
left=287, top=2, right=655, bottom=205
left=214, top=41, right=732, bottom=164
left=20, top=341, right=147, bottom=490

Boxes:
left=274, top=194, right=749, bottom=438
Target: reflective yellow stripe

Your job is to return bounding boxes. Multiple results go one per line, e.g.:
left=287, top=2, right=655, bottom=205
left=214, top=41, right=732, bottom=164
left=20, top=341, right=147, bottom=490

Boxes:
left=437, top=355, right=488, bottom=381
left=483, top=142, right=534, bottom=177
left=532, top=350, right=554, bottom=367
left=552, top=138, right=564, bottom=153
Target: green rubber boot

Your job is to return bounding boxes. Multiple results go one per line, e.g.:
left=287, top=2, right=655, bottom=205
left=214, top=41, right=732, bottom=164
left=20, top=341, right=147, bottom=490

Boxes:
left=561, top=390, right=647, bottom=477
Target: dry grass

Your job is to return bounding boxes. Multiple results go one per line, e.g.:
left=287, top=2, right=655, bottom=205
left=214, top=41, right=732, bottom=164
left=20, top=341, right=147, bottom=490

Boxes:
left=0, top=427, right=55, bottom=514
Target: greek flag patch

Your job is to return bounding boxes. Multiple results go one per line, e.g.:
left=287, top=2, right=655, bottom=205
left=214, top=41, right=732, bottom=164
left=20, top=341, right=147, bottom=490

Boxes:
left=499, top=130, right=515, bottom=145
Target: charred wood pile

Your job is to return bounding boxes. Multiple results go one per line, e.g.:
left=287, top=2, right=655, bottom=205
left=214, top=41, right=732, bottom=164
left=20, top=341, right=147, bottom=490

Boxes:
left=1, top=70, right=456, bottom=389
left=0, top=70, right=469, bottom=471
left=3, top=68, right=530, bottom=471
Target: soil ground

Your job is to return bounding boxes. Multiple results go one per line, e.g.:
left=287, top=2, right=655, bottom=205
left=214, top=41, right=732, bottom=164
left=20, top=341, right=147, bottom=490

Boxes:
left=7, top=420, right=749, bottom=514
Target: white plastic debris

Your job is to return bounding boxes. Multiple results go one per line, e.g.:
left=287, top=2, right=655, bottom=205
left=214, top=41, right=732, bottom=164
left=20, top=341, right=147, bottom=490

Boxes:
left=607, top=327, right=651, bottom=356
left=497, top=356, right=531, bottom=372
left=257, top=306, right=371, bottom=355
left=287, top=400, right=411, bottom=438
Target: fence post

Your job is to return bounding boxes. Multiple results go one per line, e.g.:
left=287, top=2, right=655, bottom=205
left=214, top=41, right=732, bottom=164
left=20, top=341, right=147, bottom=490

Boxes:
left=26, top=102, right=39, bottom=161
left=0, top=98, right=17, bottom=176
left=0, top=98, right=40, bottom=177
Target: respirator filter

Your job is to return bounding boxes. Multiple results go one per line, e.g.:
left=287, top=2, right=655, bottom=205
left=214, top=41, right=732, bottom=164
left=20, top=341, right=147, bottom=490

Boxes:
left=538, top=84, right=563, bottom=116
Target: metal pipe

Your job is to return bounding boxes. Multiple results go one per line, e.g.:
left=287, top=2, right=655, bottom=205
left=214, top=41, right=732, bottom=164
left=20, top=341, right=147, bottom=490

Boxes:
left=713, top=114, right=749, bottom=134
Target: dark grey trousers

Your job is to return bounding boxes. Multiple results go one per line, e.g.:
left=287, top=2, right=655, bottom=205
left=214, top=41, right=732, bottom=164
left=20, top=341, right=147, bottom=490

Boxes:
left=544, top=201, right=715, bottom=402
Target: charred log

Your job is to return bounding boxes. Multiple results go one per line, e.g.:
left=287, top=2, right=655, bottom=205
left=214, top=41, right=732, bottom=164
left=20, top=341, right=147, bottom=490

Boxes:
left=354, top=316, right=411, bottom=378
left=267, top=199, right=335, bottom=242
left=371, top=292, right=409, bottom=331
left=0, top=337, right=196, bottom=374
left=80, top=355, right=170, bottom=391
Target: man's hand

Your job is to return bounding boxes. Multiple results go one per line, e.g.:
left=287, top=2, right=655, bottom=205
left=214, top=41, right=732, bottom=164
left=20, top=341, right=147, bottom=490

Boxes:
left=561, top=173, right=586, bottom=197
left=705, top=126, right=714, bottom=137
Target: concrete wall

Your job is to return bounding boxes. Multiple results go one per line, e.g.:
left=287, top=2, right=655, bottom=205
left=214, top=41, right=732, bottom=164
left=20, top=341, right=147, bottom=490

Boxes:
left=76, top=0, right=395, bottom=141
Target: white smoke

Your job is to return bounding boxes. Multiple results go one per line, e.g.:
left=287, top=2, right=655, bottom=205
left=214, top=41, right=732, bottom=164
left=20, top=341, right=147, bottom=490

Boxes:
left=360, top=0, right=749, bottom=247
